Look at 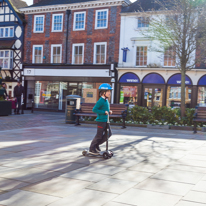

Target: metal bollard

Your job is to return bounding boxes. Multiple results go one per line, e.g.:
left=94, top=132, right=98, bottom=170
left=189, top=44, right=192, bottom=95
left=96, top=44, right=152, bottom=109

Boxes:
left=21, top=102, right=24, bottom=114
left=31, top=100, right=34, bottom=113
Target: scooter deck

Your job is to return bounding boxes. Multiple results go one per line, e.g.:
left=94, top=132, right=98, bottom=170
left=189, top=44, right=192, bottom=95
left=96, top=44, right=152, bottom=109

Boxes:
left=82, top=149, right=113, bottom=159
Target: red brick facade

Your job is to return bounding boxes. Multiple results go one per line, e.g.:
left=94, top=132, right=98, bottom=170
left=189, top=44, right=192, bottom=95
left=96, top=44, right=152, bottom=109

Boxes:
left=23, top=6, right=121, bottom=65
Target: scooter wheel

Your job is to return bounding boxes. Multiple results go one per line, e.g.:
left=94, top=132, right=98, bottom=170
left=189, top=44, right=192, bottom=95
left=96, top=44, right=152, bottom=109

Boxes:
left=103, top=152, right=109, bottom=159
left=82, top=151, right=87, bottom=156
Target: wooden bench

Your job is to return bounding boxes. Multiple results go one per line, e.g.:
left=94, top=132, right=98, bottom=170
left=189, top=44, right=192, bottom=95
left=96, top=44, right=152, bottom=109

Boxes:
left=74, top=103, right=128, bottom=128
left=193, top=107, right=206, bottom=133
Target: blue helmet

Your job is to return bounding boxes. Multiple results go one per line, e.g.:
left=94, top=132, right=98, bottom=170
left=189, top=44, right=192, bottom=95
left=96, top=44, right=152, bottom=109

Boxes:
left=99, top=83, right=113, bottom=91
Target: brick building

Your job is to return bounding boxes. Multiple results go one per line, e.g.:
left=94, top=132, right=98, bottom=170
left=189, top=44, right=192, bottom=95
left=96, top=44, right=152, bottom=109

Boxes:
left=0, top=0, right=27, bottom=98
left=19, top=0, right=130, bottom=110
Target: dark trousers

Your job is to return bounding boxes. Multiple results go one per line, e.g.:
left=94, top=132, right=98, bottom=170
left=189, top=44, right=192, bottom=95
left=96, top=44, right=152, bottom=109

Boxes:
left=15, top=96, right=21, bottom=113
left=90, top=122, right=112, bottom=150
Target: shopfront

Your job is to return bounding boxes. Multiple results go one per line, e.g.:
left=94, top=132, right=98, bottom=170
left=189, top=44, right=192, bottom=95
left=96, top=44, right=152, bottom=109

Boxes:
left=166, top=74, right=192, bottom=108
left=197, top=75, right=206, bottom=106
left=142, top=73, right=165, bottom=108
left=118, top=72, right=140, bottom=105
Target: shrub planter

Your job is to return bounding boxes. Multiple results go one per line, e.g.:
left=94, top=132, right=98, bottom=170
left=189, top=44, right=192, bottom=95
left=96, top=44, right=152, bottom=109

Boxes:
left=0, top=101, right=12, bottom=116
left=147, top=124, right=170, bottom=130
left=202, top=127, right=206, bottom=132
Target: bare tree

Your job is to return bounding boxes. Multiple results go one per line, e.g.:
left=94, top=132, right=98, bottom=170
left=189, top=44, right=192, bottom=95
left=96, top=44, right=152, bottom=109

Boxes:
left=138, top=0, right=206, bottom=117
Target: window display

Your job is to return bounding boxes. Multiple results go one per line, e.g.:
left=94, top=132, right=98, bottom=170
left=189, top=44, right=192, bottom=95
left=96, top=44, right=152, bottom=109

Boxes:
left=120, top=86, right=138, bottom=105
left=198, top=87, right=206, bottom=106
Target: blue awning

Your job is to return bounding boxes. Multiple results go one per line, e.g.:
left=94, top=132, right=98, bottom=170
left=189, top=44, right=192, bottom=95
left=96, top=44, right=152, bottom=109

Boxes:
left=167, top=74, right=192, bottom=85
left=198, top=75, right=206, bottom=86
left=119, top=73, right=140, bottom=83
left=142, top=73, right=165, bottom=84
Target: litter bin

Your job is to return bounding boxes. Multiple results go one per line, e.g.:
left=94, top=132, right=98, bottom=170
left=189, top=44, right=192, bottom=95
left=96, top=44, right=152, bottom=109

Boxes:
left=65, top=95, right=81, bottom=124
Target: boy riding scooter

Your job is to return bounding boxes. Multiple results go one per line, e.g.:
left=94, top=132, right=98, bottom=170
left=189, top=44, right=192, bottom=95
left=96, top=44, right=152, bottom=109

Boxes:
left=89, top=83, right=113, bottom=155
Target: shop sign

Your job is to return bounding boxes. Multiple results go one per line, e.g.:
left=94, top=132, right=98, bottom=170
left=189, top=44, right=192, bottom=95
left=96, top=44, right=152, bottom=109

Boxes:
left=119, top=73, right=140, bottom=83
left=198, top=75, right=206, bottom=86
left=168, top=74, right=192, bottom=85
left=142, top=73, right=165, bottom=84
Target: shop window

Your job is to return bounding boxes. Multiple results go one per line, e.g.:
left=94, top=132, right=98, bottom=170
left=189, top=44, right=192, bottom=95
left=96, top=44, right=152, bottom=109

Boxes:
left=32, top=45, right=43, bottom=63
left=136, top=46, right=147, bottom=66
left=34, top=81, right=59, bottom=109
left=52, top=14, right=63, bottom=32
left=34, top=15, right=44, bottom=33
left=94, top=42, right=107, bottom=64
left=138, top=17, right=149, bottom=28
left=0, top=27, right=14, bottom=38
left=73, top=12, right=86, bottom=31
left=72, top=44, right=84, bottom=64
left=51, top=44, right=62, bottom=63
left=120, top=86, right=138, bottom=105
left=0, top=50, right=13, bottom=69
left=95, top=9, right=108, bottom=29
left=167, top=86, right=191, bottom=108
left=164, top=46, right=176, bottom=67
left=198, top=87, right=206, bottom=105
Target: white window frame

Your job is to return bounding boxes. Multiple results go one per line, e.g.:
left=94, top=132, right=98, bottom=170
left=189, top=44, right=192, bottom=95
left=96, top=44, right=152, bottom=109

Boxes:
left=33, top=15, right=45, bottom=33
left=95, top=9, right=109, bottom=30
left=163, top=46, right=176, bottom=67
left=0, top=50, right=13, bottom=69
left=93, top=42, right=107, bottom=64
left=135, top=46, right=148, bottom=67
left=72, top=43, right=84, bottom=64
left=32, top=45, right=43, bottom=63
left=52, top=13, right=64, bottom=32
left=0, top=27, right=14, bottom=38
left=73, top=11, right=86, bottom=31
left=51, top=44, right=62, bottom=63
left=137, top=17, right=149, bottom=28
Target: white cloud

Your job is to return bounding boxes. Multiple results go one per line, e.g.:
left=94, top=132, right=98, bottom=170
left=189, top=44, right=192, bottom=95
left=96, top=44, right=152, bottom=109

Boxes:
left=24, top=0, right=33, bottom=6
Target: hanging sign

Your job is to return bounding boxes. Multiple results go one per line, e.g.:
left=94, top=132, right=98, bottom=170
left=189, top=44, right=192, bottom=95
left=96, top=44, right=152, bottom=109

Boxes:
left=121, top=47, right=130, bottom=62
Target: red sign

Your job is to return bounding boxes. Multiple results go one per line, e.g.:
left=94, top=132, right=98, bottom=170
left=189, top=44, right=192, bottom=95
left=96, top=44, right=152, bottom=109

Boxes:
left=122, top=86, right=137, bottom=97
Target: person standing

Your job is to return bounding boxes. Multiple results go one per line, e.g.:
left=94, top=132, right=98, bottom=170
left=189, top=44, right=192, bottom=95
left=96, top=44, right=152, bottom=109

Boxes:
left=2, top=83, right=8, bottom=100
left=13, top=81, right=24, bottom=114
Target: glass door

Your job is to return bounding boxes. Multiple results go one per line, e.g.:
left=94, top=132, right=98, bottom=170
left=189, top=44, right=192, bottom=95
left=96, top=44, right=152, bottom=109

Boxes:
left=143, top=88, right=153, bottom=108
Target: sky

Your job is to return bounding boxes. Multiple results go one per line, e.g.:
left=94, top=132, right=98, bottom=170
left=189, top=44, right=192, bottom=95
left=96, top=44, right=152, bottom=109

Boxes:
left=24, top=0, right=136, bottom=6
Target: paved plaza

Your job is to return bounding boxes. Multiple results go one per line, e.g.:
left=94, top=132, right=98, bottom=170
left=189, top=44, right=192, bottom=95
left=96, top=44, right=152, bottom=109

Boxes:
left=0, top=112, right=206, bottom=206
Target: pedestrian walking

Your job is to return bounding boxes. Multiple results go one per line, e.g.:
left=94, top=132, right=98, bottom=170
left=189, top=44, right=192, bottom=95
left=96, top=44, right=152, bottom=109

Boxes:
left=13, top=81, right=24, bottom=115
left=89, top=83, right=113, bottom=155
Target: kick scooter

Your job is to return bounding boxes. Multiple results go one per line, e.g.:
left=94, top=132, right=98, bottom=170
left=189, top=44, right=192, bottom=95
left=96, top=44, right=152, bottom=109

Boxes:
left=82, top=113, right=113, bottom=159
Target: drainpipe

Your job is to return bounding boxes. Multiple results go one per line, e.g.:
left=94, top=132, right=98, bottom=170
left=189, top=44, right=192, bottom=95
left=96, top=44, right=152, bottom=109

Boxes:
left=65, top=10, right=71, bottom=64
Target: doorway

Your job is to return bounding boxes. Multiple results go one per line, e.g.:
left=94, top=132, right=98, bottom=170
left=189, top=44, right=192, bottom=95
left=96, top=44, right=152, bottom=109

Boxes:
left=143, top=86, right=164, bottom=108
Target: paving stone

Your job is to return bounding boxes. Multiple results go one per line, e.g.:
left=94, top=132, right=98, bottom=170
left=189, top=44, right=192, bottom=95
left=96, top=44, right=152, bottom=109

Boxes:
left=128, top=162, right=167, bottom=173
left=103, top=202, right=131, bottom=206
left=183, top=191, right=206, bottom=204
left=177, top=159, right=206, bottom=168
left=77, top=164, right=125, bottom=175
left=86, top=178, right=137, bottom=194
left=113, top=188, right=181, bottom=206
left=61, top=170, right=108, bottom=182
left=0, top=166, right=23, bottom=176
left=176, top=200, right=206, bottom=206
left=0, top=177, right=29, bottom=191
left=151, top=169, right=204, bottom=184
left=0, top=189, right=60, bottom=206
left=1, top=167, right=61, bottom=183
left=167, top=164, right=206, bottom=173
left=22, top=177, right=92, bottom=197
left=183, top=155, right=206, bottom=161
left=135, top=178, right=193, bottom=196
left=48, top=189, right=117, bottom=206
left=112, top=170, right=152, bottom=183
left=192, top=181, right=206, bottom=192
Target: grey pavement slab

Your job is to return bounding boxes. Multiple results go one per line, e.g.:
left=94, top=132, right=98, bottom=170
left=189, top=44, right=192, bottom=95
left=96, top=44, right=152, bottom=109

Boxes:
left=22, top=177, right=92, bottom=197
left=103, top=202, right=131, bottom=206
left=128, top=161, right=167, bottom=173
left=177, top=159, right=206, bottom=168
left=192, top=181, right=206, bottom=192
left=0, top=167, right=22, bottom=176
left=0, top=177, right=29, bottom=191
left=112, top=170, right=152, bottom=183
left=183, top=191, right=206, bottom=204
left=61, top=170, right=108, bottom=182
left=151, top=169, right=204, bottom=184
left=135, top=178, right=193, bottom=196
left=0, top=150, right=13, bottom=156
left=1, top=167, right=61, bottom=183
left=77, top=164, right=125, bottom=175
left=183, top=155, right=206, bottom=161
left=86, top=178, right=137, bottom=194
left=0, top=189, right=60, bottom=206
left=113, top=188, right=181, bottom=206
left=175, top=201, right=206, bottom=206
left=167, top=164, right=206, bottom=173
left=48, top=189, right=117, bottom=206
